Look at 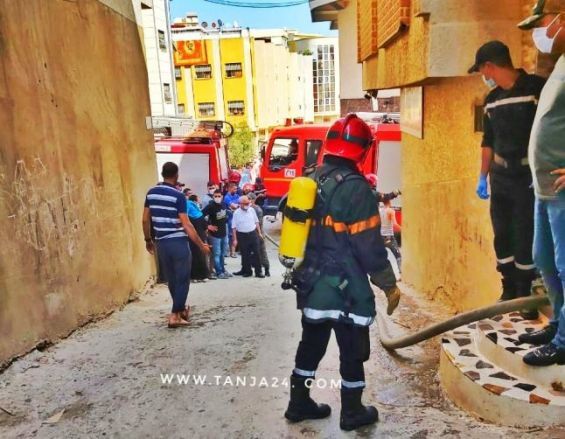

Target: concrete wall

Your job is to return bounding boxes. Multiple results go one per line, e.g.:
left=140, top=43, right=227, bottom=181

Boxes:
left=140, top=0, right=177, bottom=116
left=362, top=0, right=526, bottom=90
left=401, top=76, right=500, bottom=311
left=337, top=1, right=364, bottom=100
left=0, top=0, right=156, bottom=363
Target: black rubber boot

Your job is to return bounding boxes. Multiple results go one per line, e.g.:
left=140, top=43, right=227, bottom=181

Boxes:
left=284, top=376, right=331, bottom=423
left=340, top=387, right=378, bottom=431
left=498, top=277, right=517, bottom=301
left=516, top=280, right=539, bottom=320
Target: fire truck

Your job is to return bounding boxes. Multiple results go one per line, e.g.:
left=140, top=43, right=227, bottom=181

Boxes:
left=260, top=115, right=402, bottom=219
left=152, top=118, right=234, bottom=194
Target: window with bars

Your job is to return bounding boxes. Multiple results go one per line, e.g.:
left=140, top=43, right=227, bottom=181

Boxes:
left=163, top=83, right=172, bottom=103
left=198, top=102, right=215, bottom=117
left=158, top=30, right=167, bottom=50
left=227, top=100, right=245, bottom=116
left=225, top=62, right=243, bottom=78
left=195, top=64, right=212, bottom=79
left=312, top=45, right=336, bottom=113
left=174, top=66, right=182, bottom=80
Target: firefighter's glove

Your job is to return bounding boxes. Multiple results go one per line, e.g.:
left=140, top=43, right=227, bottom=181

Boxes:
left=384, top=285, right=401, bottom=315
left=369, top=265, right=397, bottom=292
left=476, top=175, right=489, bottom=200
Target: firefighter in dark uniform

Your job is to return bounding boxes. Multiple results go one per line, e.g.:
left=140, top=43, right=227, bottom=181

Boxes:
left=284, top=114, right=399, bottom=431
left=468, top=41, right=546, bottom=318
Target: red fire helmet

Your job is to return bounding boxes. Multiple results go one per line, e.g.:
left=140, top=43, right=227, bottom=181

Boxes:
left=323, top=114, right=373, bottom=163
left=228, top=170, right=241, bottom=183
left=365, top=173, right=378, bottom=188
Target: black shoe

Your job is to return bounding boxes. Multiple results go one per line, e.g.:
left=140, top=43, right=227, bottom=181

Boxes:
left=256, top=273, right=265, bottom=278
left=284, top=375, right=331, bottom=423
left=523, top=343, right=565, bottom=366
left=519, top=309, right=540, bottom=321
left=340, top=387, right=378, bottom=431
left=242, top=273, right=253, bottom=278
left=233, top=271, right=244, bottom=276
left=265, top=269, right=270, bottom=277
left=519, top=325, right=557, bottom=345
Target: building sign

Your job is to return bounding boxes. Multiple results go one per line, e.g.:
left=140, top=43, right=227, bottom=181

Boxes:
left=400, top=86, right=423, bottom=139
left=174, top=40, right=207, bottom=66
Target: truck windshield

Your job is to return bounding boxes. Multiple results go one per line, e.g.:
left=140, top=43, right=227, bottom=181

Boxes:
left=269, top=138, right=299, bottom=168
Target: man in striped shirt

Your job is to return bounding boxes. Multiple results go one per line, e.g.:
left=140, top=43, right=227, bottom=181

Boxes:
left=142, top=162, right=210, bottom=328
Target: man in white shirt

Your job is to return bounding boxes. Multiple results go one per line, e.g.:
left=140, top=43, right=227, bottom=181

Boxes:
left=232, top=196, right=264, bottom=278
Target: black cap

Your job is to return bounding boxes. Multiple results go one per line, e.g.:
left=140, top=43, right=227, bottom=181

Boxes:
left=518, top=0, right=547, bottom=29
left=468, top=41, right=511, bottom=74
left=518, top=0, right=564, bottom=29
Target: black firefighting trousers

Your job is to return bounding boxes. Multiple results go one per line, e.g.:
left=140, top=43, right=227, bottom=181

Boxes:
left=293, top=317, right=370, bottom=389
left=489, top=168, right=536, bottom=296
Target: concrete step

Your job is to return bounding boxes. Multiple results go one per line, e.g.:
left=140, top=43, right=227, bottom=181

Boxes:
left=474, top=312, right=563, bottom=389
left=439, top=313, right=565, bottom=428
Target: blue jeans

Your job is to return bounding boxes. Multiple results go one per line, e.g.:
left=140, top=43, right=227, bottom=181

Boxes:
left=533, top=196, right=565, bottom=349
left=156, top=238, right=192, bottom=313
left=224, top=222, right=231, bottom=256
left=209, top=235, right=226, bottom=274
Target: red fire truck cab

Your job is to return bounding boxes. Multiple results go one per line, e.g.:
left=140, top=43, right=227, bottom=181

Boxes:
left=154, top=125, right=231, bottom=195
left=260, top=121, right=402, bottom=218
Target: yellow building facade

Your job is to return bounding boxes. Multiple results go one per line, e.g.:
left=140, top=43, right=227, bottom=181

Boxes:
left=174, top=35, right=250, bottom=128
left=170, top=21, right=318, bottom=142
left=351, top=0, right=553, bottom=311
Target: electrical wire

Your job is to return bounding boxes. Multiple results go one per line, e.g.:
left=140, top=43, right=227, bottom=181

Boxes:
left=203, top=0, right=308, bottom=8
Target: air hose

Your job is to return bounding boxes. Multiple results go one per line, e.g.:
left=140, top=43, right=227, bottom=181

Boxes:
left=263, top=232, right=550, bottom=352
left=377, top=295, right=550, bottom=351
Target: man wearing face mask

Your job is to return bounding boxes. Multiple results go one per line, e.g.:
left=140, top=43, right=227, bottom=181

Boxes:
left=202, top=189, right=230, bottom=279
left=468, top=41, right=546, bottom=317
left=516, top=0, right=565, bottom=366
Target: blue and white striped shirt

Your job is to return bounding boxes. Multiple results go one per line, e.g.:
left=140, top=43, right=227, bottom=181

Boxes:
left=144, top=183, right=187, bottom=240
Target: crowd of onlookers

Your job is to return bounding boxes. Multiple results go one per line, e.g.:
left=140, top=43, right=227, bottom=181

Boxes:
left=177, top=164, right=270, bottom=283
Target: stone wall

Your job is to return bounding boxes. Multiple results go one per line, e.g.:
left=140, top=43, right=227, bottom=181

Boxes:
left=0, top=0, right=156, bottom=364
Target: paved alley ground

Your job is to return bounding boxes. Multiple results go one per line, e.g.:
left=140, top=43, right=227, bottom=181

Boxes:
left=1, top=224, right=563, bottom=439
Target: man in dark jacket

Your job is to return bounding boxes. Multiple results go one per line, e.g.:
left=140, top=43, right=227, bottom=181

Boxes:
left=468, top=40, right=546, bottom=319
left=284, top=114, right=399, bottom=431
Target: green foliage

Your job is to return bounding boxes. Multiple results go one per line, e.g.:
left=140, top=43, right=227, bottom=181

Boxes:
left=228, top=122, right=255, bottom=168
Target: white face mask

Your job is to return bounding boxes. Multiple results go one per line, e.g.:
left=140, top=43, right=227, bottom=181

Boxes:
left=533, top=15, right=561, bottom=54
left=482, top=75, right=497, bottom=89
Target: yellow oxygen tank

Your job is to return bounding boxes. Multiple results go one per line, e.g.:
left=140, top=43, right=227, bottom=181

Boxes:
left=279, top=177, right=317, bottom=269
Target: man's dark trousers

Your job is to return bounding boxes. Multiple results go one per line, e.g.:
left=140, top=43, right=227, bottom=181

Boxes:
left=156, top=238, right=192, bottom=312
left=490, top=167, right=536, bottom=296
left=237, top=231, right=262, bottom=275
left=294, top=318, right=370, bottom=386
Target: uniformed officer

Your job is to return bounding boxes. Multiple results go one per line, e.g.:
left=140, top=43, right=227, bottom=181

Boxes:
left=284, top=114, right=399, bottom=431
left=468, top=41, right=546, bottom=318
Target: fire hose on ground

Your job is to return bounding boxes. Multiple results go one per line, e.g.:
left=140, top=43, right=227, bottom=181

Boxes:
left=263, top=231, right=550, bottom=351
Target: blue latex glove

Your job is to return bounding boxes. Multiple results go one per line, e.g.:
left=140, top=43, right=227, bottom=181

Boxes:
left=476, top=175, right=489, bottom=199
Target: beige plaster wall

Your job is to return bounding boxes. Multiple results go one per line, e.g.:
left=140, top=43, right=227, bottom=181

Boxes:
left=401, top=77, right=500, bottom=311
left=0, top=0, right=156, bottom=363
